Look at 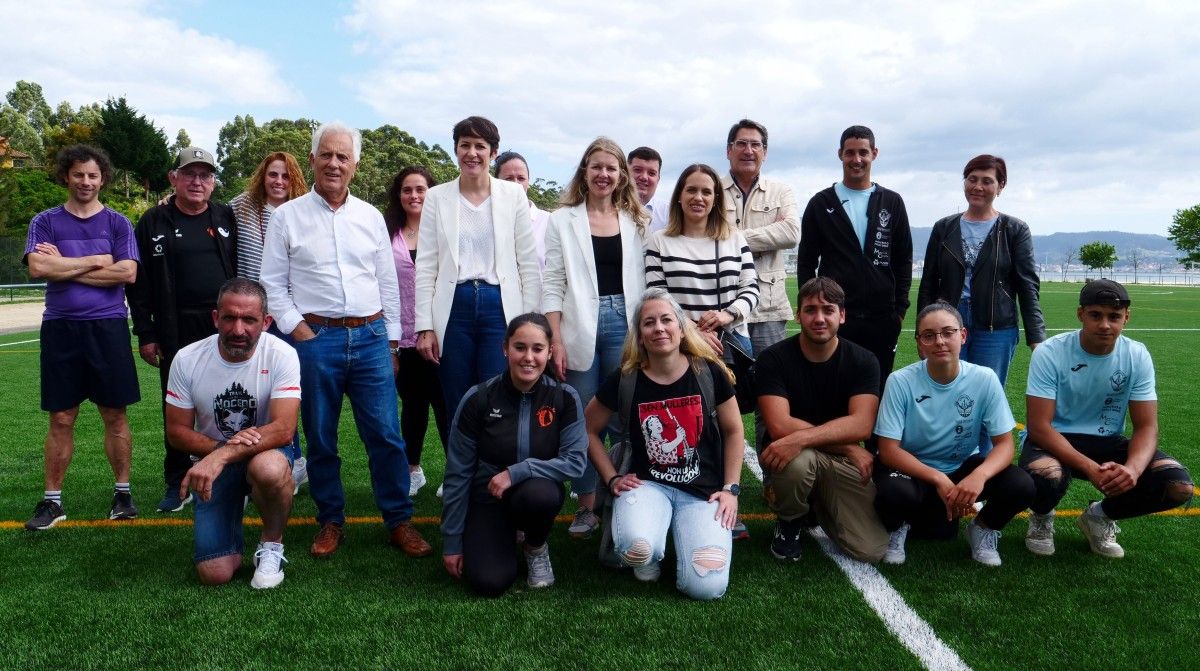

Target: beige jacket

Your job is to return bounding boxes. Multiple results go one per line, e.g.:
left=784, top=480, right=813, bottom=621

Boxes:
left=722, top=174, right=800, bottom=323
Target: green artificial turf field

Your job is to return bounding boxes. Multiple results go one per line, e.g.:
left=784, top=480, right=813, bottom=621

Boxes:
left=1, top=281, right=1197, bottom=670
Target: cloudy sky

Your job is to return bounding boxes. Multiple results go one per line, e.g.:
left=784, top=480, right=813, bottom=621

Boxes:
left=4, top=0, right=1196, bottom=235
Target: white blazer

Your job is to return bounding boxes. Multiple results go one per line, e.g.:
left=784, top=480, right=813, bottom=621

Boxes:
left=542, top=203, right=647, bottom=370
left=414, top=176, right=542, bottom=349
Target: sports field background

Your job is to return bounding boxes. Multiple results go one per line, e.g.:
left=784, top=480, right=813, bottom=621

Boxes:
left=1, top=281, right=1197, bottom=670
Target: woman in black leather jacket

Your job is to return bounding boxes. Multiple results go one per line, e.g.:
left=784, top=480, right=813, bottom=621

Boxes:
left=917, top=154, right=1044, bottom=393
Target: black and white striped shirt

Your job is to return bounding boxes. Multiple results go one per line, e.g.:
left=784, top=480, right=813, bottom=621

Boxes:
left=644, top=230, right=759, bottom=337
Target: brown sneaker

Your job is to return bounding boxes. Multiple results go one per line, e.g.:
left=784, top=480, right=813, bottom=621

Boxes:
left=389, top=521, right=432, bottom=557
left=310, top=522, right=344, bottom=558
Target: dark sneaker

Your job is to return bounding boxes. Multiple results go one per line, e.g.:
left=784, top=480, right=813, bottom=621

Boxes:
left=732, top=518, right=750, bottom=541
left=109, top=491, right=139, bottom=520
left=770, top=517, right=804, bottom=561
left=25, top=499, right=66, bottom=531
left=156, top=488, right=193, bottom=513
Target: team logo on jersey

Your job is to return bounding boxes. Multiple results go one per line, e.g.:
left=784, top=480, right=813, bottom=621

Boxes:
left=1110, top=370, right=1128, bottom=391
left=878, top=209, right=891, bottom=229
left=915, top=394, right=931, bottom=404
left=954, top=393, right=975, bottom=418
left=1071, top=363, right=1088, bottom=372
left=489, top=408, right=502, bottom=419
left=536, top=405, right=555, bottom=427
left=217, top=227, right=230, bottom=238
left=213, top=382, right=257, bottom=438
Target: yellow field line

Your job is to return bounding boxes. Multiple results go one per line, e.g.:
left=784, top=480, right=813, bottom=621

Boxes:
left=3, top=506, right=1197, bottom=531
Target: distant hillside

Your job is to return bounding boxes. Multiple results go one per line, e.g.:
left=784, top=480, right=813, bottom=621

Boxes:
left=912, top=228, right=1180, bottom=269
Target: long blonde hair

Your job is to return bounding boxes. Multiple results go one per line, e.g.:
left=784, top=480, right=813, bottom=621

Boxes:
left=560, top=137, right=648, bottom=235
left=619, top=287, right=735, bottom=384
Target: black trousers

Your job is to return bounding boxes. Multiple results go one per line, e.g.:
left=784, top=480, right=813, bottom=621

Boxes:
left=157, top=308, right=217, bottom=490
left=874, top=455, right=1035, bottom=535
left=395, top=347, right=448, bottom=466
left=1020, top=433, right=1193, bottom=519
left=462, top=478, right=565, bottom=598
left=839, top=313, right=903, bottom=396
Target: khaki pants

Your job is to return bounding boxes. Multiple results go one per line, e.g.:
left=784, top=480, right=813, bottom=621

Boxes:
left=766, top=449, right=889, bottom=563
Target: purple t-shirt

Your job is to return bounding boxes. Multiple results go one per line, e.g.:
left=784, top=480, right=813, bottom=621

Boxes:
left=24, top=205, right=139, bottom=320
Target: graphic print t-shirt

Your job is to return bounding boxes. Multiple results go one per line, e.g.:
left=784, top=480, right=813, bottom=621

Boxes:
left=165, top=333, right=301, bottom=451
left=596, top=360, right=735, bottom=499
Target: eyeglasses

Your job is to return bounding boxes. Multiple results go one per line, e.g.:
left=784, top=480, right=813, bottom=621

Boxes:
left=917, top=327, right=962, bottom=344
left=178, top=170, right=215, bottom=183
left=731, top=140, right=765, bottom=151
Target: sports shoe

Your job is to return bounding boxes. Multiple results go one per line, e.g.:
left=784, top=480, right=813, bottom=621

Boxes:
left=966, top=520, right=1002, bottom=567
left=732, top=518, right=750, bottom=540
left=524, top=544, right=555, bottom=588
left=883, top=523, right=910, bottom=565
left=770, top=517, right=804, bottom=561
left=292, top=457, right=308, bottom=495
left=567, top=508, right=599, bottom=539
left=251, top=542, right=288, bottom=589
left=25, top=499, right=66, bottom=531
left=632, top=561, right=662, bottom=582
left=408, top=466, right=427, bottom=497
left=435, top=483, right=444, bottom=499
left=156, top=488, right=193, bottom=513
left=109, top=491, right=138, bottom=520
left=1076, top=502, right=1124, bottom=558
left=1025, top=511, right=1056, bottom=556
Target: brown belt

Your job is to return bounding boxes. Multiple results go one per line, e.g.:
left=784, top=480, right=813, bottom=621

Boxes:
left=303, top=311, right=383, bottom=328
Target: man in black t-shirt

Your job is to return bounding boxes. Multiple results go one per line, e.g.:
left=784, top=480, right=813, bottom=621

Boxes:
left=756, top=277, right=889, bottom=562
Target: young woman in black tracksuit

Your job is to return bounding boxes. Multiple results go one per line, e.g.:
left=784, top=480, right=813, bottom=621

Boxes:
left=440, top=313, right=587, bottom=597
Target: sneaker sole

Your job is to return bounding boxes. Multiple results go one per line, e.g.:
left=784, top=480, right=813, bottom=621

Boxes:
left=1075, top=516, right=1125, bottom=558
left=251, top=573, right=285, bottom=589
left=567, top=528, right=596, bottom=540
left=156, top=494, right=194, bottom=513
left=527, top=578, right=555, bottom=589
left=1024, top=539, right=1055, bottom=556
left=24, top=514, right=66, bottom=531
left=109, top=512, right=139, bottom=520
left=882, top=554, right=905, bottom=565
left=769, top=548, right=802, bottom=562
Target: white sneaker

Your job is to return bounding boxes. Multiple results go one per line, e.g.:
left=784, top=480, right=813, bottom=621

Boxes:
left=567, top=508, right=599, bottom=539
left=1025, top=511, right=1056, bottom=556
left=251, top=542, right=288, bottom=589
left=632, top=561, right=661, bottom=582
left=436, top=482, right=444, bottom=499
left=883, top=524, right=910, bottom=565
left=409, top=467, right=427, bottom=497
left=966, top=520, right=1002, bottom=567
left=524, top=544, right=555, bottom=588
left=292, top=457, right=308, bottom=495
left=1076, top=503, right=1124, bottom=558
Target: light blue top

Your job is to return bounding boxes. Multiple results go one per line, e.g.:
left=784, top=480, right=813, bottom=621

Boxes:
left=875, top=359, right=1016, bottom=473
left=959, top=215, right=997, bottom=304
left=834, top=181, right=876, bottom=251
left=1024, top=330, right=1155, bottom=437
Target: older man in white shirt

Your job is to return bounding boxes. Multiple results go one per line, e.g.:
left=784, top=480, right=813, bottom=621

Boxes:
left=260, top=121, right=431, bottom=560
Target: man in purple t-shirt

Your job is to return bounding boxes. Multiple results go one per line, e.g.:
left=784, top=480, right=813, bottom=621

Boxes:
left=22, top=144, right=142, bottom=531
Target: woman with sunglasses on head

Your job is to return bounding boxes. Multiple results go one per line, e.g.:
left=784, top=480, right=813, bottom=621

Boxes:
left=872, top=301, right=1034, bottom=567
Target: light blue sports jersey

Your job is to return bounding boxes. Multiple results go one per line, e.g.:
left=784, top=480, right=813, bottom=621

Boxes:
left=875, top=359, right=1016, bottom=474
left=834, top=181, right=876, bottom=251
left=1025, top=330, right=1155, bottom=437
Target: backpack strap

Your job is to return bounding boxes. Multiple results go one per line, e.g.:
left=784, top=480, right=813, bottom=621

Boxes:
left=693, top=358, right=718, bottom=422
left=617, top=369, right=637, bottom=440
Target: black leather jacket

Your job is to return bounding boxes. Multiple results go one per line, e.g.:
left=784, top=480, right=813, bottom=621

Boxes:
left=917, top=213, right=1045, bottom=345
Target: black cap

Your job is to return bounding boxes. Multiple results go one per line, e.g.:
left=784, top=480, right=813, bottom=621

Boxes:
left=1079, top=279, right=1131, bottom=307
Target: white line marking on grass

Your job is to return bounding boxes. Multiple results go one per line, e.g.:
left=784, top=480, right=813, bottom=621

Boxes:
left=0, top=339, right=37, bottom=347
left=742, top=442, right=973, bottom=671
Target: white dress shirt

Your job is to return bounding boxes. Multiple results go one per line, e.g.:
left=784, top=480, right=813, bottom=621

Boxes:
left=529, top=202, right=551, bottom=272
left=645, top=195, right=670, bottom=235
left=260, top=189, right=402, bottom=341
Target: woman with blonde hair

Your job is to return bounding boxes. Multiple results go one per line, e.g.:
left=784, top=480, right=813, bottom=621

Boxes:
left=543, top=136, right=648, bottom=538
left=586, top=287, right=744, bottom=600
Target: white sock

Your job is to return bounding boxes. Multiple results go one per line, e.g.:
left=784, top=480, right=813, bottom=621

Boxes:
left=45, top=490, right=62, bottom=505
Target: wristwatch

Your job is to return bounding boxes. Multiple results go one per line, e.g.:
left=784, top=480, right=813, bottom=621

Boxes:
left=389, top=346, right=401, bottom=356
left=722, top=483, right=741, bottom=496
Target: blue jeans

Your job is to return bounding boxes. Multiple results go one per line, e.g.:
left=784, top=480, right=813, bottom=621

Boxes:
left=268, top=322, right=303, bottom=462
left=612, top=481, right=732, bottom=600
left=440, top=281, right=508, bottom=420
left=294, top=319, right=412, bottom=529
left=193, top=447, right=292, bottom=562
left=565, top=295, right=628, bottom=496
left=959, top=300, right=1019, bottom=455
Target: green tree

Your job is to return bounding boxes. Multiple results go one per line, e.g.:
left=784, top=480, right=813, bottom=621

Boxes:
left=0, top=168, right=67, bottom=237
left=213, top=117, right=316, bottom=202
left=95, top=97, right=171, bottom=198
left=1079, top=241, right=1118, bottom=275
left=5, top=81, right=53, bottom=133
left=169, top=129, right=192, bottom=154
left=528, top=178, right=561, bottom=211
left=0, top=106, right=42, bottom=163
left=356, top=125, right=457, bottom=210
left=1168, top=204, right=1200, bottom=267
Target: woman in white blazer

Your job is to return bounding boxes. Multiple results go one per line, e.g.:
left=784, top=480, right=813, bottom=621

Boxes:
left=414, top=116, right=542, bottom=437
left=543, top=136, right=648, bottom=537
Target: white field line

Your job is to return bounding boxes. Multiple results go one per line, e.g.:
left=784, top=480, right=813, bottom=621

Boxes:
left=742, top=442, right=972, bottom=671
left=0, top=339, right=37, bottom=347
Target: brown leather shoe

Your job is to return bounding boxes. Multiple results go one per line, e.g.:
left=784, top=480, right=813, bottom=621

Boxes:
left=310, top=522, right=344, bottom=558
left=389, top=521, right=432, bottom=557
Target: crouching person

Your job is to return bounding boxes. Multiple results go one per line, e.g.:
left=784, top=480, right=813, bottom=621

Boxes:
left=588, top=288, right=744, bottom=600
left=441, top=314, right=587, bottom=596
left=873, top=301, right=1033, bottom=566
left=1021, top=280, right=1193, bottom=558
left=166, top=279, right=300, bottom=588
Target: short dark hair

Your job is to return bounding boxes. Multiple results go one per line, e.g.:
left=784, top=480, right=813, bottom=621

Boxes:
left=840, top=125, right=875, bottom=150
left=727, top=119, right=768, bottom=148
left=797, top=277, right=846, bottom=308
left=505, top=312, right=553, bottom=343
left=452, top=116, right=500, bottom=152
left=916, top=300, right=963, bottom=332
left=493, top=151, right=528, bottom=177
left=963, top=154, right=1008, bottom=188
left=217, top=278, right=268, bottom=315
left=627, top=146, right=662, bottom=167
left=54, top=144, right=114, bottom=187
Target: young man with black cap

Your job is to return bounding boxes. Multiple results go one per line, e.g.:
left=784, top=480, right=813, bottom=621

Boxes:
left=1020, top=279, right=1193, bottom=558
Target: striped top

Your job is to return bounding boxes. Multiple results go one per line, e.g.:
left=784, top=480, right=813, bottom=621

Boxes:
left=644, top=229, right=759, bottom=337
left=230, top=192, right=275, bottom=281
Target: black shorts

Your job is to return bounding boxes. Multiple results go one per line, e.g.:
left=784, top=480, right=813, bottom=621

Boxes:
left=40, top=318, right=141, bottom=412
